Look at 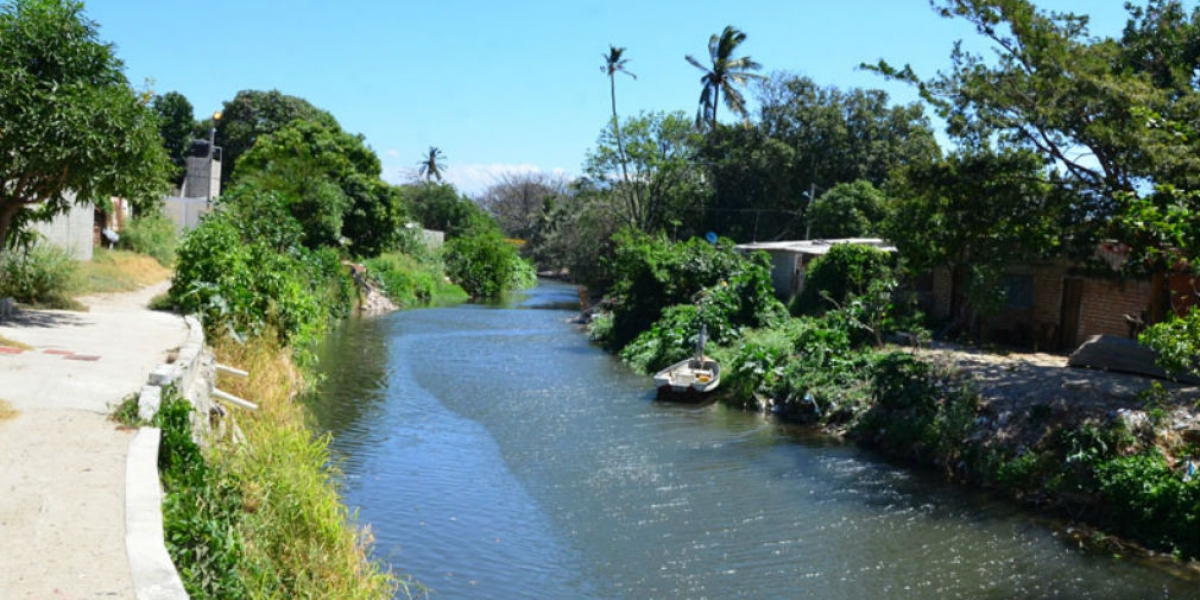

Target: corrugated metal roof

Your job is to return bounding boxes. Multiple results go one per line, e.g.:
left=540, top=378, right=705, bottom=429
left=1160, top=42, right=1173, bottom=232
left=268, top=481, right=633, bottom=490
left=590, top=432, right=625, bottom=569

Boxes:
left=735, top=238, right=896, bottom=256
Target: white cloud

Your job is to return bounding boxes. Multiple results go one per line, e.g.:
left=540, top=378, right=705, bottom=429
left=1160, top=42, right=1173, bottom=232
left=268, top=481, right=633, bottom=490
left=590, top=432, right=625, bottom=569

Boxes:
left=385, top=149, right=400, bottom=158
left=382, top=162, right=575, bottom=197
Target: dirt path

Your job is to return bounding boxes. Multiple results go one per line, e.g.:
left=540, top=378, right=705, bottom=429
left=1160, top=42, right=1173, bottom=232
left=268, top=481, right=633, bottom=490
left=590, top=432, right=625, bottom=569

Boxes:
left=0, top=282, right=186, bottom=599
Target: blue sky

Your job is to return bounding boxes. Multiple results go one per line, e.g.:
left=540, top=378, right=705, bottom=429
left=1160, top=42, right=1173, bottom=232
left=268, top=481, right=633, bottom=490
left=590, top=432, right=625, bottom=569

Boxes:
left=84, top=1, right=1135, bottom=195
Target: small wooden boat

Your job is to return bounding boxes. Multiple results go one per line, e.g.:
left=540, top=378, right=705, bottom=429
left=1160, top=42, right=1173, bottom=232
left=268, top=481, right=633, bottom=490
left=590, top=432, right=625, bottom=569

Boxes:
left=653, top=323, right=720, bottom=399
left=653, top=356, right=721, bottom=399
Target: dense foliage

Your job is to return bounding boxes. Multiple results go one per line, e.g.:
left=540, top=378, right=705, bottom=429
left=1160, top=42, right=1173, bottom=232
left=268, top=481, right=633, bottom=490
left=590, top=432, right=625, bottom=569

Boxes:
left=168, top=190, right=354, bottom=355
left=215, top=89, right=340, bottom=185
left=443, top=231, right=534, bottom=299
left=794, top=243, right=895, bottom=315
left=117, top=212, right=179, bottom=267
left=597, top=230, right=785, bottom=356
left=0, top=0, right=171, bottom=255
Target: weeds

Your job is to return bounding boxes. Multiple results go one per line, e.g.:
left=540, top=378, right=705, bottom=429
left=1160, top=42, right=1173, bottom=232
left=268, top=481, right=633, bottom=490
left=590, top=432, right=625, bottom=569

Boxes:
left=0, top=243, right=83, bottom=309
left=117, top=213, right=179, bottom=267
left=210, top=335, right=400, bottom=599
left=79, top=249, right=171, bottom=294
left=109, top=393, right=143, bottom=427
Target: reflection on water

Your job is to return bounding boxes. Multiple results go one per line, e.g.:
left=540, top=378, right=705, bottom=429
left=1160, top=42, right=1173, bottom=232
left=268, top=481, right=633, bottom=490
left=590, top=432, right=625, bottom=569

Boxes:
left=308, top=281, right=1200, bottom=599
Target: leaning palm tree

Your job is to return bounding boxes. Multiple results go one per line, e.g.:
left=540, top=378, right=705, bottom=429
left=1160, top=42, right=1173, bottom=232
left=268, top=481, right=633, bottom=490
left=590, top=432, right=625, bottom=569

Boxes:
left=602, top=45, right=638, bottom=218
left=418, top=146, right=445, bottom=182
left=685, top=26, right=764, bottom=132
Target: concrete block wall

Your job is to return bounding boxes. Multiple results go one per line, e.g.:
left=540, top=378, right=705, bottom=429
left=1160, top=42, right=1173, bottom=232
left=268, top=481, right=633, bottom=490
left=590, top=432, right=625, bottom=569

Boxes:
left=30, top=196, right=94, bottom=262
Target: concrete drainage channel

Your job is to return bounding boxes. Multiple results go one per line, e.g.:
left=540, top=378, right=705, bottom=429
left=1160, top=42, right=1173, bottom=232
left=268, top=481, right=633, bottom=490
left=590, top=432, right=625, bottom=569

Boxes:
left=125, top=315, right=215, bottom=600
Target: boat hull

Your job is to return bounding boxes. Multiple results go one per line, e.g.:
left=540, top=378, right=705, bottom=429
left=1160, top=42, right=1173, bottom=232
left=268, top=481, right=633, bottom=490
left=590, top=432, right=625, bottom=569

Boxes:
left=653, top=357, right=720, bottom=400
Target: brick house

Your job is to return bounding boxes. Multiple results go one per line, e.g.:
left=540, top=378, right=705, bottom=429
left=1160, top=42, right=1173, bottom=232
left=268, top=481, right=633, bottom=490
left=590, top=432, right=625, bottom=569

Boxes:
left=922, top=250, right=1199, bottom=352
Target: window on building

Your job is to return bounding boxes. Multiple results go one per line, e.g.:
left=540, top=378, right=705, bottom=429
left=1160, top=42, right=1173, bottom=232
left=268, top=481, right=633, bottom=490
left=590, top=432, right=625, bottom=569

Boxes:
left=1003, top=275, right=1035, bottom=309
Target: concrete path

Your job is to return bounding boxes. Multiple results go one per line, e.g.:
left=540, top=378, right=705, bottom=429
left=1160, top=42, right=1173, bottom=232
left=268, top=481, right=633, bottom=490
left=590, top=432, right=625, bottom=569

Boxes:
left=0, top=282, right=186, bottom=600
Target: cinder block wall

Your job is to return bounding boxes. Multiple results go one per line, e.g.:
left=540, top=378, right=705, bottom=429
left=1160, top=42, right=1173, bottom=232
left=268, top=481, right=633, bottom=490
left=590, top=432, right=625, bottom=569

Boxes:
left=31, top=198, right=94, bottom=262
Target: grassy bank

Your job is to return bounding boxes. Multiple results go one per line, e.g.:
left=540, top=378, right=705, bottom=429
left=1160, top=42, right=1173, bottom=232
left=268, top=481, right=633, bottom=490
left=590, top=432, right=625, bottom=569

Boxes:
left=152, top=336, right=404, bottom=599
left=592, top=233, right=1200, bottom=564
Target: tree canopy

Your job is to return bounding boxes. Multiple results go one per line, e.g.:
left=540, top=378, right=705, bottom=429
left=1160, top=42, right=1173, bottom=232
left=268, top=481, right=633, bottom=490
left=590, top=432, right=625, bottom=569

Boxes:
left=231, top=119, right=403, bottom=255
left=0, top=0, right=170, bottom=253
left=215, top=89, right=340, bottom=185
left=584, top=110, right=707, bottom=233
left=151, top=91, right=198, bottom=185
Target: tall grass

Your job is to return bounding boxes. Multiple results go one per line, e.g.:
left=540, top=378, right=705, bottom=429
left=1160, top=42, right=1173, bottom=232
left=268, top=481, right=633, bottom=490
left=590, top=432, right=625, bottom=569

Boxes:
left=0, top=244, right=82, bottom=309
left=81, top=249, right=172, bottom=294
left=117, top=213, right=179, bottom=267
left=208, top=335, right=402, bottom=598
left=366, top=251, right=465, bottom=306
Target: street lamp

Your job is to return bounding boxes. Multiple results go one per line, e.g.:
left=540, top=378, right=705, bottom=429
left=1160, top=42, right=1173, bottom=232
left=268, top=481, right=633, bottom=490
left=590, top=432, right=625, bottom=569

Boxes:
left=208, top=111, right=222, bottom=160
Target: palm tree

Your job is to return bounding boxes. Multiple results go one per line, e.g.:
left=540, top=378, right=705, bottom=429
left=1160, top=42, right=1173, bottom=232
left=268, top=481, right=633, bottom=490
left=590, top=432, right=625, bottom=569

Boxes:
left=418, top=146, right=446, bottom=182
left=685, top=26, right=764, bottom=132
left=602, top=45, right=638, bottom=217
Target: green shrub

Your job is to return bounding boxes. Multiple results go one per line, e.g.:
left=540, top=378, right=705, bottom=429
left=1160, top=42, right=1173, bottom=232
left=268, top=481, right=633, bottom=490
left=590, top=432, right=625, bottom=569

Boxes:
left=364, top=252, right=440, bottom=306
left=1096, top=449, right=1200, bottom=558
left=117, top=213, right=178, bottom=266
left=605, top=230, right=784, bottom=350
left=443, top=231, right=525, bottom=299
left=793, top=243, right=894, bottom=315
left=0, top=243, right=81, bottom=308
left=169, top=202, right=353, bottom=357
left=155, top=389, right=249, bottom=598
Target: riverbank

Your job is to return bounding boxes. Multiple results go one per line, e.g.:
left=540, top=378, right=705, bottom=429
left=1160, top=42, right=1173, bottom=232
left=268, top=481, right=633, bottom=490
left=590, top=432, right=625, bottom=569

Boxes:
left=730, top=337, right=1200, bottom=568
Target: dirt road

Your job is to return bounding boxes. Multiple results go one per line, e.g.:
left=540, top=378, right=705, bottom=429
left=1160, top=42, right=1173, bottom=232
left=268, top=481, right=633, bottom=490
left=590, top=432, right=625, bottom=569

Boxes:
left=0, top=282, right=186, bottom=599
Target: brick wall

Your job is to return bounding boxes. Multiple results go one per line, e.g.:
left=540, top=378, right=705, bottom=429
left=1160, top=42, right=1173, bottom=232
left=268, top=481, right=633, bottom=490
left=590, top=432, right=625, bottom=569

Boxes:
left=1076, top=277, right=1153, bottom=346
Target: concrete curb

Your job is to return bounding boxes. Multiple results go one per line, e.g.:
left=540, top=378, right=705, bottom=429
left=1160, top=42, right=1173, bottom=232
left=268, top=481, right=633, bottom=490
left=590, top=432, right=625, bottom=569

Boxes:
left=127, top=314, right=207, bottom=600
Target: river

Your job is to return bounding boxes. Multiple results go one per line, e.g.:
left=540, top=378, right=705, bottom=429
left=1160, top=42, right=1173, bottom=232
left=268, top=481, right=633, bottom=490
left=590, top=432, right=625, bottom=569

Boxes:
left=306, top=280, right=1200, bottom=599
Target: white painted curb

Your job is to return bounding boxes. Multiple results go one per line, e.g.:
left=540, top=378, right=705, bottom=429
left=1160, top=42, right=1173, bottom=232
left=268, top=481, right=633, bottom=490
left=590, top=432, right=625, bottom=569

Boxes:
left=126, top=314, right=207, bottom=599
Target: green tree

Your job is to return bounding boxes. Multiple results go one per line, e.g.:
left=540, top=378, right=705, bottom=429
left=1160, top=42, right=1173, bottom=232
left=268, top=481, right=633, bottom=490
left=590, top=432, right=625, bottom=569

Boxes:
left=757, top=74, right=939, bottom=198
left=151, top=91, right=198, bottom=185
left=884, top=148, right=1066, bottom=333
left=807, top=180, right=888, bottom=239
left=584, top=111, right=707, bottom=233
left=0, top=0, right=170, bottom=254
left=215, top=89, right=339, bottom=185
left=417, top=147, right=446, bottom=183
left=232, top=119, right=398, bottom=253
left=868, top=0, right=1157, bottom=208
left=698, top=124, right=797, bottom=240
left=685, top=25, right=764, bottom=131
left=404, top=182, right=496, bottom=239
left=443, top=231, right=522, bottom=299
left=603, top=45, right=638, bottom=212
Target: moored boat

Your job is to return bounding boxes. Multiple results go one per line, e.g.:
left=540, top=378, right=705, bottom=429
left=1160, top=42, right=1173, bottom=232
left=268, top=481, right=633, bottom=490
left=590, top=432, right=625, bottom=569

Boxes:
left=653, top=355, right=721, bottom=399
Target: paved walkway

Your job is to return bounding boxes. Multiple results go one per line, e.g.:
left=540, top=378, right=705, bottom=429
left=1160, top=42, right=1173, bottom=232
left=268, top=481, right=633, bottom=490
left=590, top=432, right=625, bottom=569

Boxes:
left=0, top=282, right=186, bottom=599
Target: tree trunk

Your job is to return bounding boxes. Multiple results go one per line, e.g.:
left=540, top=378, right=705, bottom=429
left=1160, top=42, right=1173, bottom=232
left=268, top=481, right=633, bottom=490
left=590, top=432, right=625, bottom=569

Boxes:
left=0, top=200, right=22, bottom=262
left=609, top=77, right=640, bottom=230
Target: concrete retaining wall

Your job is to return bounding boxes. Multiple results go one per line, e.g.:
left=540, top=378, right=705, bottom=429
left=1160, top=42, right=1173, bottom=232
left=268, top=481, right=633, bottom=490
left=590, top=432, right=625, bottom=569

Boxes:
left=128, top=314, right=214, bottom=600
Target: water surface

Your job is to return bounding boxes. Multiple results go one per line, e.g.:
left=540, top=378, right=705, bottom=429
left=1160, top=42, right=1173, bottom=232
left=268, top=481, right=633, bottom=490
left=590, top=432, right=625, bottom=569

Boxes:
left=308, top=281, right=1200, bottom=599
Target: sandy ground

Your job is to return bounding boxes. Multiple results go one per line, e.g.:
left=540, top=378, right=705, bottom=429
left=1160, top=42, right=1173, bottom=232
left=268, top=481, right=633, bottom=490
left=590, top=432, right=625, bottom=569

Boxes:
left=919, top=342, right=1200, bottom=450
left=0, top=282, right=186, bottom=600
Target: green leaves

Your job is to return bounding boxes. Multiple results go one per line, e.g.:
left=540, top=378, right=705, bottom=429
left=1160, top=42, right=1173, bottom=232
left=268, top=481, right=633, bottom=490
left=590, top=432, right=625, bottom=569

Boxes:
left=0, top=0, right=171, bottom=249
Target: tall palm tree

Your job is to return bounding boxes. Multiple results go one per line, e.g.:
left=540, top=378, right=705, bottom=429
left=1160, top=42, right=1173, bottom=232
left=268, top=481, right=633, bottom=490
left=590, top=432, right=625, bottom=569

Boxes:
left=602, top=45, right=638, bottom=215
left=685, top=26, right=764, bottom=132
left=418, top=146, right=445, bottom=182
